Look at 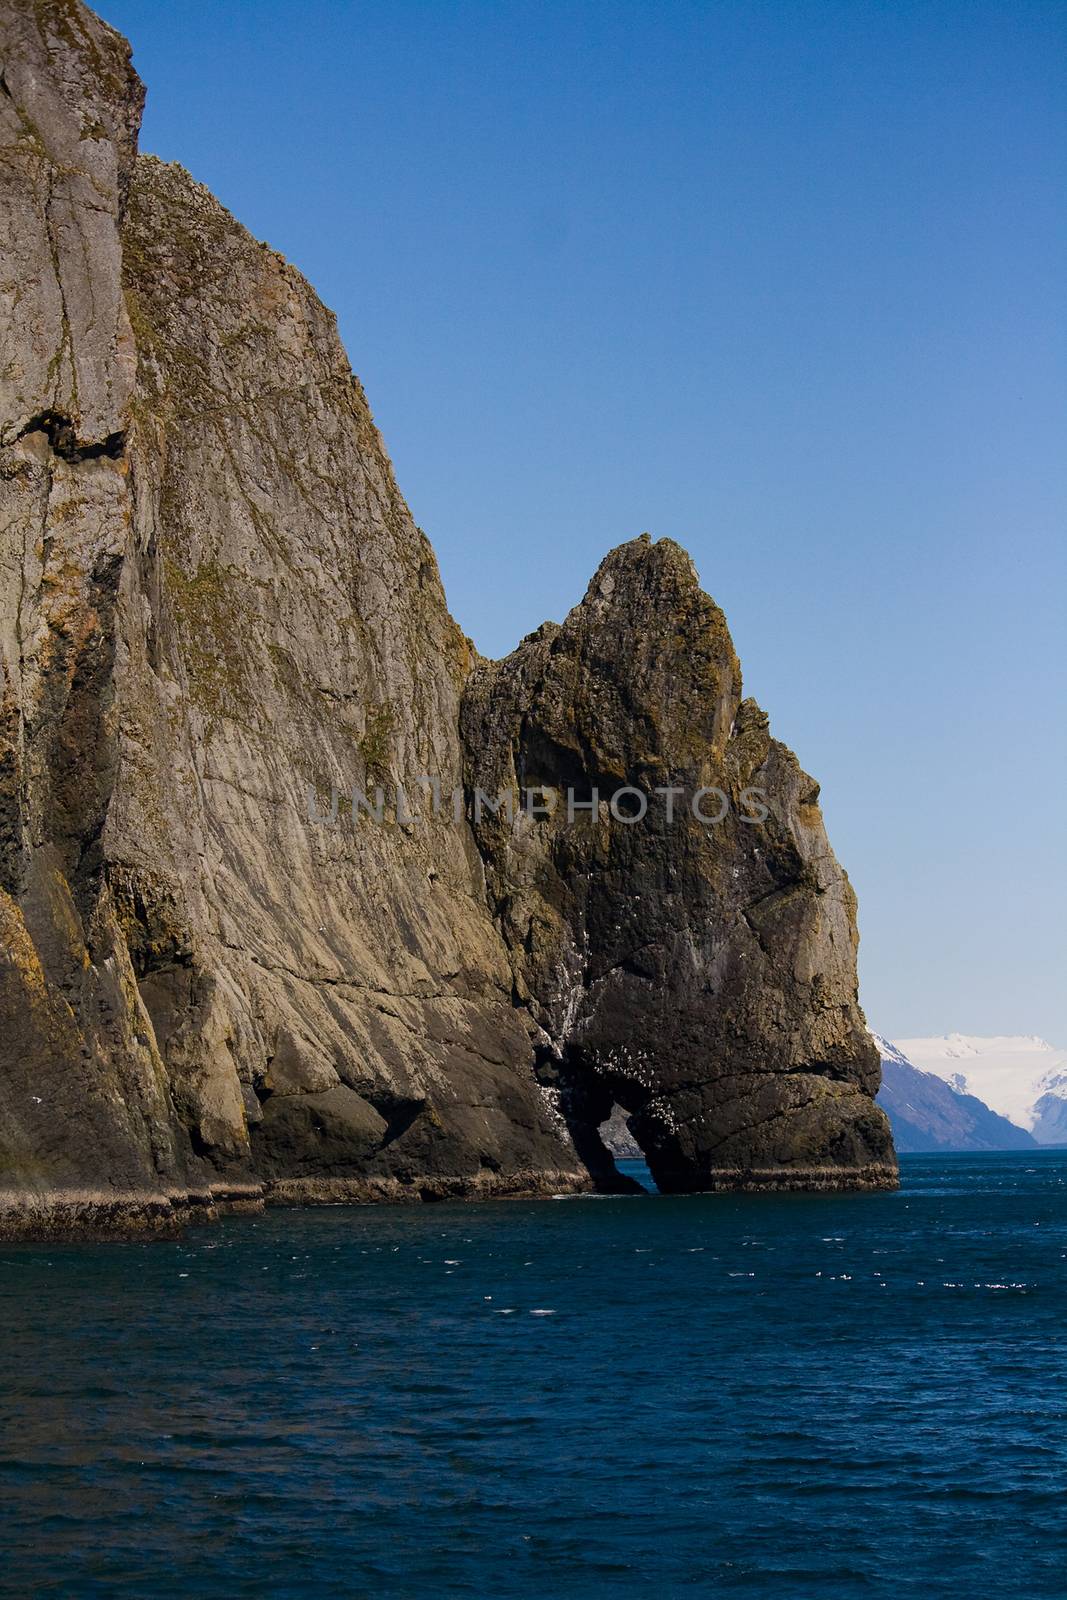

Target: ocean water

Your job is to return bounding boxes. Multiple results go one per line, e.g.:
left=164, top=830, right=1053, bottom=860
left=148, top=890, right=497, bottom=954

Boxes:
left=1, top=1153, right=1066, bottom=1599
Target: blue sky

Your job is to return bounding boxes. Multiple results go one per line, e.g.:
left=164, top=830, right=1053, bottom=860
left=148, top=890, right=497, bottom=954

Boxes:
left=103, top=0, right=1066, bottom=1043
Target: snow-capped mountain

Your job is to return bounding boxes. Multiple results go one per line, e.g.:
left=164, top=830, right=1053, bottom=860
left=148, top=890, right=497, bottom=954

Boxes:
left=872, top=1034, right=1038, bottom=1152
left=892, top=1034, right=1067, bottom=1144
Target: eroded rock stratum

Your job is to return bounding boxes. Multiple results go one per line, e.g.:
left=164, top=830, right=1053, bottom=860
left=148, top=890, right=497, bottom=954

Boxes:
left=0, top=0, right=895, bottom=1235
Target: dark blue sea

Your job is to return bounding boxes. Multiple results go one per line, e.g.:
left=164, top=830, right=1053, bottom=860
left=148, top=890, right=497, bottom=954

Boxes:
left=2, top=1152, right=1066, bottom=1598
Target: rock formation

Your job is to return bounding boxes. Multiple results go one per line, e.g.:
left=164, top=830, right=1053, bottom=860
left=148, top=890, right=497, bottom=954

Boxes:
left=0, top=0, right=895, bottom=1235
left=463, top=538, right=894, bottom=1193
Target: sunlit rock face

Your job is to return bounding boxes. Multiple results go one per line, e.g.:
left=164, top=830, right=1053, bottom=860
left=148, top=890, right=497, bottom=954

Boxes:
left=0, top=0, right=893, bottom=1236
left=0, top=0, right=582, bottom=1234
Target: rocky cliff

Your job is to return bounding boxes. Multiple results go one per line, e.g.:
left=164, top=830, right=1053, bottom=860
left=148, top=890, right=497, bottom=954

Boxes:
left=0, top=0, right=894, bottom=1236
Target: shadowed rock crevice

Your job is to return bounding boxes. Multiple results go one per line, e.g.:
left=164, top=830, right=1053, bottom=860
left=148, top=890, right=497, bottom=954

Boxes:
left=536, top=1050, right=647, bottom=1194
left=11, top=411, right=127, bottom=463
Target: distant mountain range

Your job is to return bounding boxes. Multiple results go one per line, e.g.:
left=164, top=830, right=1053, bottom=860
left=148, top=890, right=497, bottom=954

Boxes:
left=601, top=1033, right=1064, bottom=1160
left=874, top=1034, right=1067, bottom=1151
left=894, top=1035, right=1067, bottom=1144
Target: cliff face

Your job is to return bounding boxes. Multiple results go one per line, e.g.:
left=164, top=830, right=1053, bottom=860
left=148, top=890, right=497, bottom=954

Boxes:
left=109, top=154, right=581, bottom=1208
left=0, top=0, right=581, bottom=1232
left=0, top=0, right=894, bottom=1235
left=0, top=0, right=203, bottom=1231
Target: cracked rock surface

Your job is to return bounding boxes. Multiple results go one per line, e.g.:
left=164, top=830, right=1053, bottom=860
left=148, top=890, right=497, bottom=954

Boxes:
left=0, top=0, right=894, bottom=1236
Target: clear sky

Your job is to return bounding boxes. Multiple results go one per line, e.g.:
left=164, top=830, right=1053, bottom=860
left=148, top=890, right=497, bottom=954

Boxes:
left=102, top=0, right=1067, bottom=1044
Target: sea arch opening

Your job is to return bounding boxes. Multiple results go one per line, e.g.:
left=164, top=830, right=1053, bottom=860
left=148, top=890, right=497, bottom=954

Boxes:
left=537, top=1048, right=657, bottom=1194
